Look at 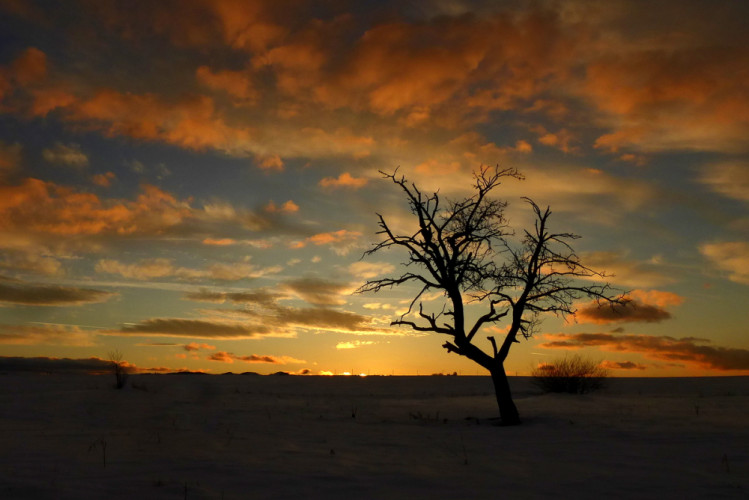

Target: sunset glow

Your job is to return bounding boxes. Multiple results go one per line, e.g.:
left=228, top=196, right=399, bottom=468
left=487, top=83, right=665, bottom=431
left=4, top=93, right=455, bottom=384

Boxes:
left=0, top=1, right=747, bottom=377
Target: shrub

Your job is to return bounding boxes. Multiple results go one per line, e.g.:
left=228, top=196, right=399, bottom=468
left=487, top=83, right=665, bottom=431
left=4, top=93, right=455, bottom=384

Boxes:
left=531, top=355, right=608, bottom=394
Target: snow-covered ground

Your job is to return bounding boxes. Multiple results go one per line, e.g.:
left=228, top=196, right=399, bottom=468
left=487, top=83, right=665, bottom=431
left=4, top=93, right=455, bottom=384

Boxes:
left=1, top=373, right=747, bottom=499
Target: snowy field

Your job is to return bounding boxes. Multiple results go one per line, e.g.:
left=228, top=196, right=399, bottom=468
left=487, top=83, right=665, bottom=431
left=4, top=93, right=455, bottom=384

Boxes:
left=1, top=373, right=747, bottom=499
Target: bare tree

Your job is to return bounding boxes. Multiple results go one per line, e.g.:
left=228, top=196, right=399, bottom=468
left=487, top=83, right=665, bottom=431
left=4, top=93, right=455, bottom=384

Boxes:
left=108, top=349, right=129, bottom=389
left=358, top=167, right=620, bottom=425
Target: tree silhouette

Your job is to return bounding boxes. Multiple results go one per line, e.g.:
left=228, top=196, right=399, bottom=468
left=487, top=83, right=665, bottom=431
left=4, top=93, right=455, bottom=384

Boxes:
left=358, top=167, right=620, bottom=425
left=108, top=349, right=129, bottom=389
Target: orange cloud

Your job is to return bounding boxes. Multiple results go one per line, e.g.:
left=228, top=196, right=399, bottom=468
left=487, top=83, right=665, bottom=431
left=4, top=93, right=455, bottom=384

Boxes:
left=0, top=178, right=192, bottom=236
left=0, top=47, right=48, bottom=108
left=0, top=249, right=62, bottom=276
left=207, top=351, right=304, bottom=364
left=303, top=230, right=354, bottom=247
left=63, top=90, right=253, bottom=154
left=202, top=238, right=236, bottom=246
left=29, top=88, right=77, bottom=116
left=292, top=229, right=362, bottom=255
left=319, top=172, right=368, bottom=189
left=535, top=128, right=578, bottom=154
left=539, top=333, right=749, bottom=371
left=184, top=342, right=216, bottom=351
left=336, top=340, right=375, bottom=350
left=196, top=65, right=256, bottom=102
left=586, top=47, right=749, bottom=153
left=601, top=360, right=647, bottom=371
left=576, top=290, right=684, bottom=324
left=256, top=154, right=284, bottom=171
left=92, top=172, right=116, bottom=187
left=10, top=47, right=46, bottom=86
left=0, top=141, right=21, bottom=177
left=264, top=200, right=299, bottom=213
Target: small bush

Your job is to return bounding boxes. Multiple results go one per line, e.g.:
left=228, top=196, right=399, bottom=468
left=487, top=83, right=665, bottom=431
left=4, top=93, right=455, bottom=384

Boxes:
left=531, top=355, right=608, bottom=394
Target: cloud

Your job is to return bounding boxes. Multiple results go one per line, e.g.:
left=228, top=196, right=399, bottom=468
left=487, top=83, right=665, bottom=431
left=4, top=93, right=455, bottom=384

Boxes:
left=96, top=258, right=174, bottom=280
left=92, top=172, right=116, bottom=187
left=11, top=47, right=46, bottom=84
left=291, top=230, right=362, bottom=255
left=0, top=355, right=168, bottom=374
left=184, top=287, right=394, bottom=336
left=0, top=323, right=93, bottom=345
left=309, top=11, right=573, bottom=117
left=319, top=172, right=368, bottom=190
left=586, top=44, right=749, bottom=154
left=207, top=351, right=234, bottom=363
left=281, top=277, right=352, bottom=306
left=183, top=342, right=215, bottom=352
left=0, top=275, right=114, bottom=306
left=202, top=238, right=236, bottom=246
left=111, top=318, right=275, bottom=339
left=336, top=340, right=375, bottom=350
left=95, top=258, right=281, bottom=282
left=0, top=141, right=21, bottom=177
left=698, top=162, right=749, bottom=202
left=0, top=355, right=113, bottom=374
left=0, top=249, right=63, bottom=276
left=256, top=154, right=284, bottom=171
left=576, top=302, right=671, bottom=324
left=267, top=305, right=381, bottom=334
left=348, top=261, right=395, bottom=280
left=196, top=65, right=256, bottom=102
left=699, top=242, right=749, bottom=285
left=580, top=251, right=674, bottom=288
left=535, top=127, right=579, bottom=154
left=207, top=351, right=305, bottom=364
left=0, top=179, right=192, bottom=236
left=197, top=200, right=287, bottom=232
left=264, top=200, right=299, bottom=213
left=539, top=332, right=749, bottom=371
left=42, top=142, right=89, bottom=168
left=576, top=290, right=684, bottom=324
left=0, top=47, right=46, bottom=99
left=63, top=90, right=254, bottom=155
left=4, top=3, right=748, bottom=164
left=601, top=360, right=647, bottom=371
left=184, top=288, right=285, bottom=307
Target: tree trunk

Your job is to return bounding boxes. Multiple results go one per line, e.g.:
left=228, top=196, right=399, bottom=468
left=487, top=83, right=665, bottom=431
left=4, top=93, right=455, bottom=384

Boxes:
left=490, top=365, right=521, bottom=425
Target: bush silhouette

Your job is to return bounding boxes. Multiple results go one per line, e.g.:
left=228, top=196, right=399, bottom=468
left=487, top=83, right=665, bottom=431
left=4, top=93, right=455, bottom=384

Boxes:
left=531, top=355, right=608, bottom=394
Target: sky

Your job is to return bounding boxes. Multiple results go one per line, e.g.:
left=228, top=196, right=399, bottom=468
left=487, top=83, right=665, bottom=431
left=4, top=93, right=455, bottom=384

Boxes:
left=0, top=0, right=747, bottom=377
